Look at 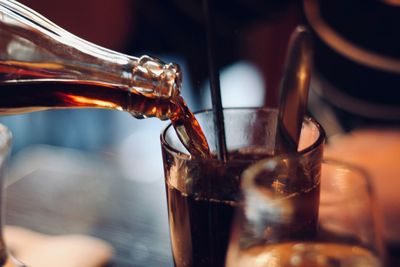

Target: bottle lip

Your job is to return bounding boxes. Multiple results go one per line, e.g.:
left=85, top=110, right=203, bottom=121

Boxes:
left=162, top=62, right=182, bottom=99
left=160, top=107, right=326, bottom=162
left=132, top=56, right=182, bottom=99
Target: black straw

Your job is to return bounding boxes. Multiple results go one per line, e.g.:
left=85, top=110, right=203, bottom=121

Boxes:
left=203, top=0, right=228, bottom=162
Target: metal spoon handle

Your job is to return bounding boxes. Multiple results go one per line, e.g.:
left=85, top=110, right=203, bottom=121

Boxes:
left=276, top=26, right=314, bottom=153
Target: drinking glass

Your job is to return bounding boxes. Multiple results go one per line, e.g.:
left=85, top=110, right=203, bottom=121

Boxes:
left=225, top=158, right=385, bottom=267
left=0, top=124, right=25, bottom=267
left=160, top=108, right=325, bottom=267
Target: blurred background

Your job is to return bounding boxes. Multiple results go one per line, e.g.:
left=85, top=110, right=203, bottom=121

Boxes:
left=1, top=0, right=400, bottom=266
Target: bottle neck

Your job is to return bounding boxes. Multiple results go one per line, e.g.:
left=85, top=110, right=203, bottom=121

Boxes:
left=0, top=0, right=182, bottom=103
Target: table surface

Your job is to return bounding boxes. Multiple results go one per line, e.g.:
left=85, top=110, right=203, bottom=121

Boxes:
left=4, top=145, right=174, bottom=267
left=4, top=145, right=400, bottom=267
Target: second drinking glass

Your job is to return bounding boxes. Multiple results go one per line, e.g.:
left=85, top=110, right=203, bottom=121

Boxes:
left=226, top=158, right=385, bottom=267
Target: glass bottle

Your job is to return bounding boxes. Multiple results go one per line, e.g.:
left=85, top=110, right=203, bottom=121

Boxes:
left=0, top=0, right=182, bottom=120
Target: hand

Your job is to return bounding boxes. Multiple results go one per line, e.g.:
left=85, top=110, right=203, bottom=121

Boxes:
left=325, top=129, right=400, bottom=244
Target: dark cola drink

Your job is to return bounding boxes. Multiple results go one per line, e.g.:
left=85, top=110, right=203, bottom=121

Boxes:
left=165, top=151, right=264, bottom=267
left=166, top=187, right=236, bottom=267
left=164, top=148, right=321, bottom=267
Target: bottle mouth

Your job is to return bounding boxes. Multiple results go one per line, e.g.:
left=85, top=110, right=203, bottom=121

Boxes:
left=131, top=56, right=182, bottom=99
left=163, top=62, right=182, bottom=99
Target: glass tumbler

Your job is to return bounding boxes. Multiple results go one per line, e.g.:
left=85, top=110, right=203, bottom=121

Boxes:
left=226, top=158, right=385, bottom=267
left=0, top=124, right=25, bottom=267
left=160, top=108, right=325, bottom=267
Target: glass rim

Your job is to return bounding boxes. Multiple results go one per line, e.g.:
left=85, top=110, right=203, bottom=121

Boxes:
left=0, top=124, right=11, bottom=159
left=160, top=107, right=326, bottom=162
left=243, top=157, right=374, bottom=196
left=322, top=157, right=375, bottom=195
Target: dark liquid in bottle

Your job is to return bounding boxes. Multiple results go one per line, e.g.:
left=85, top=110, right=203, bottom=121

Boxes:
left=0, top=79, right=210, bottom=158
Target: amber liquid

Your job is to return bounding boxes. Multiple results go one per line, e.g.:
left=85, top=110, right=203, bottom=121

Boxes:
left=167, top=186, right=236, bottom=267
left=165, top=150, right=320, bottom=267
left=227, top=242, right=382, bottom=267
left=0, top=79, right=210, bottom=158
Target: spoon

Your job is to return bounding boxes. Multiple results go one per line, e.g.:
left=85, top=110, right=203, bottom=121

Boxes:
left=276, top=26, right=314, bottom=153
